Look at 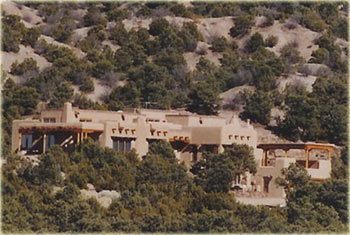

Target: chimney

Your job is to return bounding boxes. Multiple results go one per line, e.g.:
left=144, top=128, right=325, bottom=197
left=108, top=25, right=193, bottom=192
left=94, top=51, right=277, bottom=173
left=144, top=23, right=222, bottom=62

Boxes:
left=62, top=102, right=73, bottom=122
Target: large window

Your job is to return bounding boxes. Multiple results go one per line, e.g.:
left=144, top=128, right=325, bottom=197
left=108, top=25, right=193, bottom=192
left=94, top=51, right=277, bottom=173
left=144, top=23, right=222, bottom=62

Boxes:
left=113, top=138, right=133, bottom=153
left=45, top=134, right=55, bottom=150
left=21, top=134, right=33, bottom=150
left=43, top=118, right=56, bottom=123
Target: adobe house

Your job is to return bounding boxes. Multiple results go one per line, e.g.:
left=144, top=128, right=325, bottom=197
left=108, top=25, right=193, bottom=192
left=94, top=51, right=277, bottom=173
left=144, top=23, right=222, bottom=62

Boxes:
left=252, top=143, right=336, bottom=198
left=12, top=102, right=258, bottom=167
left=12, top=102, right=336, bottom=201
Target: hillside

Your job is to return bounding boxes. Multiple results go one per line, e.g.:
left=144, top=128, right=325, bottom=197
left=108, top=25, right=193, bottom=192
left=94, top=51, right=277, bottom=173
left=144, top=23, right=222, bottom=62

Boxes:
left=1, top=2, right=348, bottom=233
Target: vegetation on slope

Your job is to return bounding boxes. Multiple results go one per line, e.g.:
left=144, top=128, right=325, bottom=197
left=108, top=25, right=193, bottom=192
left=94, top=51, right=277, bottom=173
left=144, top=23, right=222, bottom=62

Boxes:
left=1, top=2, right=348, bottom=233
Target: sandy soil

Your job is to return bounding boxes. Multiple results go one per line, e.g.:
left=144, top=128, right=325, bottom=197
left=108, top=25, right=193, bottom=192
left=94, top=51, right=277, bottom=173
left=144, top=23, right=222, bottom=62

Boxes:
left=71, top=27, right=90, bottom=45
left=39, top=35, right=86, bottom=59
left=3, top=1, right=43, bottom=26
left=184, top=41, right=222, bottom=71
left=80, top=184, right=120, bottom=208
left=2, top=45, right=51, bottom=73
left=276, top=73, right=317, bottom=93
left=102, top=40, right=121, bottom=52
left=220, top=85, right=254, bottom=106
left=236, top=17, right=320, bottom=61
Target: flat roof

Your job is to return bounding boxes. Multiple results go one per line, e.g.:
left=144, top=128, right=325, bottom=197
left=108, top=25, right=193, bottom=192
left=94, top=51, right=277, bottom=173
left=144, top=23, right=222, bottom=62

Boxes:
left=257, top=142, right=336, bottom=150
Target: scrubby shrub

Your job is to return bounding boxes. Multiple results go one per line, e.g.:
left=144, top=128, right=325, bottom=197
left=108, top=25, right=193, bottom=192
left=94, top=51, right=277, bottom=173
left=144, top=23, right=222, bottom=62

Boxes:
left=230, top=13, right=255, bottom=38
left=301, top=10, right=326, bottom=32
left=149, top=18, right=170, bottom=36
left=109, top=22, right=129, bottom=46
left=106, top=7, right=128, bottom=22
left=264, top=35, right=278, bottom=47
left=211, top=37, right=229, bottom=52
left=10, top=58, right=39, bottom=75
left=330, top=17, right=348, bottom=41
left=260, top=14, right=274, bottom=27
left=2, top=15, right=27, bottom=52
left=92, top=60, right=114, bottom=78
left=84, top=5, right=107, bottom=27
left=79, top=77, right=95, bottom=93
left=22, top=27, right=41, bottom=47
left=240, top=90, right=273, bottom=125
left=170, top=3, right=187, bottom=16
left=280, top=43, right=304, bottom=72
left=48, top=82, right=74, bottom=108
left=245, top=32, right=264, bottom=53
left=309, top=48, right=330, bottom=64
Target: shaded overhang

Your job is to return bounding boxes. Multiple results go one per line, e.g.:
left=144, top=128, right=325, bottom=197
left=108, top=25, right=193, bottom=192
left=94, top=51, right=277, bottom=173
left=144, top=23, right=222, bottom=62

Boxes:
left=18, top=122, right=104, bottom=133
left=257, top=142, right=336, bottom=151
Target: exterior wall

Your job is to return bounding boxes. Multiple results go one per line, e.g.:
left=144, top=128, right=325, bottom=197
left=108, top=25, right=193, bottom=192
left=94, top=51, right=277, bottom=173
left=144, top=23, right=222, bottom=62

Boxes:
left=12, top=103, right=259, bottom=162
left=11, top=102, right=335, bottom=203
left=253, top=158, right=296, bottom=198
left=306, top=160, right=331, bottom=180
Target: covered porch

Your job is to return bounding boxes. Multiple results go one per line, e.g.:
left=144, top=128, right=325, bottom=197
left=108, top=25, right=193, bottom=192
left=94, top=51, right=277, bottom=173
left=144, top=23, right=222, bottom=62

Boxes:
left=15, top=123, right=104, bottom=155
left=257, top=142, right=336, bottom=169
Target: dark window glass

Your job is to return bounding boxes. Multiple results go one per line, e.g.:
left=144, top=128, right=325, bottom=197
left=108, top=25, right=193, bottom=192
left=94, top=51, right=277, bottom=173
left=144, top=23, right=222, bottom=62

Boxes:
left=119, top=141, right=125, bottom=152
left=126, top=141, right=131, bottom=152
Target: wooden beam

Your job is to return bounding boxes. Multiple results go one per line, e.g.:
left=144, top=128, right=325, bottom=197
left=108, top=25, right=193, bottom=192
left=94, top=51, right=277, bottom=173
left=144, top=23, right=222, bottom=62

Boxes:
left=18, top=133, right=22, bottom=152
left=305, top=149, right=309, bottom=168
left=43, top=133, right=46, bottom=153
left=262, top=150, right=266, bottom=166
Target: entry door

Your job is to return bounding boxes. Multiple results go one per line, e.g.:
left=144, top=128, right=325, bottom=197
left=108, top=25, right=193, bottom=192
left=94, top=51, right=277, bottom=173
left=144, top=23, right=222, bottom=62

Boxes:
left=263, top=176, right=272, bottom=193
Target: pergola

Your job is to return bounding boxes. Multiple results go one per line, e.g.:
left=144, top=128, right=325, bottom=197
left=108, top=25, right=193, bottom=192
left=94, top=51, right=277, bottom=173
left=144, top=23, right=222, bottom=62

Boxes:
left=257, top=142, right=336, bottom=168
left=18, top=123, right=104, bottom=153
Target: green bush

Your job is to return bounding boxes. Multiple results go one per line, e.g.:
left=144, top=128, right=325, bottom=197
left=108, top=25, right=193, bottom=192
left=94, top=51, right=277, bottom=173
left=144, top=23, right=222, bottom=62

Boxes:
left=2, top=15, right=27, bottom=52
left=149, top=18, right=170, bottom=36
left=264, top=35, right=278, bottom=47
left=170, top=3, right=187, bottom=16
left=309, top=48, right=330, bottom=64
left=48, top=82, right=74, bottom=108
left=10, top=58, right=39, bottom=75
left=211, top=37, right=230, bottom=52
left=301, top=10, right=326, bottom=32
left=109, top=22, right=129, bottom=46
left=245, top=32, right=264, bottom=53
left=230, top=13, right=255, bottom=38
left=92, top=60, right=114, bottom=78
left=260, top=14, right=274, bottom=27
left=84, top=5, right=107, bottom=27
left=22, top=27, right=41, bottom=48
left=187, top=81, right=222, bottom=115
left=240, top=90, right=273, bottom=125
left=79, top=77, right=95, bottom=93
left=106, top=7, right=128, bottom=22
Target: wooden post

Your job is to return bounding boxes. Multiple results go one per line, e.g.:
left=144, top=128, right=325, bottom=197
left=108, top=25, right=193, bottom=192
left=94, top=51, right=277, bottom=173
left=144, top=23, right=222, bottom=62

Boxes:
left=284, top=149, right=288, bottom=158
left=77, top=132, right=80, bottom=144
left=43, top=133, right=46, bottom=153
left=328, top=148, right=332, bottom=160
left=18, top=133, right=22, bottom=152
left=262, top=150, right=266, bottom=166
left=305, top=148, right=309, bottom=168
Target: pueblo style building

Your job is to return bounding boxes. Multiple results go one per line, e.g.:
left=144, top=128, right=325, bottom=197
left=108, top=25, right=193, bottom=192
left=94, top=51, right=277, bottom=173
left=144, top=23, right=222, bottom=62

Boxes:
left=12, top=102, right=336, bottom=201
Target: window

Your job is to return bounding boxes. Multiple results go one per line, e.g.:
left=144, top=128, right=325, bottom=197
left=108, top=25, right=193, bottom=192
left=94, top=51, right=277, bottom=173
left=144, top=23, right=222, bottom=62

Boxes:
left=44, top=118, right=56, bottom=123
left=112, top=138, right=133, bottom=153
left=21, top=135, right=33, bottom=150
left=126, top=141, right=131, bottom=152
left=46, top=134, right=55, bottom=150
left=80, top=119, right=92, bottom=122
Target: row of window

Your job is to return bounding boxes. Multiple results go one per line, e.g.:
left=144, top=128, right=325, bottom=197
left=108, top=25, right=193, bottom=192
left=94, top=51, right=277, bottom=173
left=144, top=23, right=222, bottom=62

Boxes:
left=113, top=138, right=132, bottom=153
left=21, top=134, right=55, bottom=150
left=43, top=118, right=93, bottom=123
